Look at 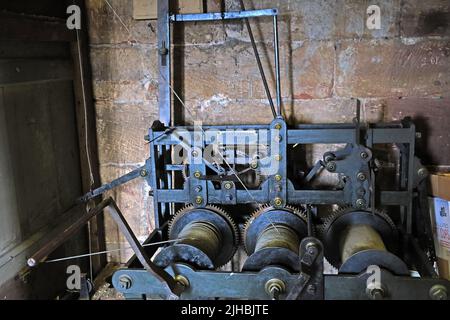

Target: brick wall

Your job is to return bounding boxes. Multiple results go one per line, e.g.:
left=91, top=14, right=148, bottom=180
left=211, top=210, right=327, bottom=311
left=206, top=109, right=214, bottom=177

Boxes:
left=85, top=0, right=450, bottom=262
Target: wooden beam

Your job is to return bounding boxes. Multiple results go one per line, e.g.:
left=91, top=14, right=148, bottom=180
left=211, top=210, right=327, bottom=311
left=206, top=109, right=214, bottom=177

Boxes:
left=0, top=12, right=75, bottom=42
left=69, top=0, right=107, bottom=277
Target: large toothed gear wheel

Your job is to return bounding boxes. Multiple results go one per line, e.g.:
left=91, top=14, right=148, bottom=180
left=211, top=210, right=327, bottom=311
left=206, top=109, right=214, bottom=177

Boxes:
left=319, top=207, right=408, bottom=275
left=242, top=205, right=308, bottom=272
left=154, top=205, right=239, bottom=270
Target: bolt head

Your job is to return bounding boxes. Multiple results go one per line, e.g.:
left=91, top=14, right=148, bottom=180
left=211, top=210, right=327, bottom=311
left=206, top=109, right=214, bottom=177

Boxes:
left=274, top=154, right=282, bottom=161
left=357, top=172, right=367, bottom=181
left=194, top=171, right=201, bottom=178
left=224, top=182, right=233, bottom=190
left=418, top=168, right=428, bottom=177
left=355, top=198, right=366, bottom=208
left=430, top=285, right=448, bottom=300
left=250, top=161, right=258, bottom=169
left=191, top=150, right=199, bottom=157
left=118, top=275, right=132, bottom=290
left=140, top=169, right=148, bottom=177
left=195, top=196, right=203, bottom=204
left=175, top=275, right=190, bottom=288
left=274, top=197, right=283, bottom=206
left=274, top=174, right=282, bottom=182
left=274, top=123, right=282, bottom=130
left=360, top=152, right=368, bottom=159
left=274, top=135, right=282, bottom=142
left=326, top=161, right=336, bottom=172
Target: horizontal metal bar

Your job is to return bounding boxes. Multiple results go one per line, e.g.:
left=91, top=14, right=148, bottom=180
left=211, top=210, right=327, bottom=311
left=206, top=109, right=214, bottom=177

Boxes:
left=154, top=188, right=410, bottom=206
left=113, top=264, right=450, bottom=300
left=371, top=128, right=413, bottom=144
left=170, top=9, right=278, bottom=22
left=287, top=129, right=355, bottom=144
left=78, top=166, right=145, bottom=202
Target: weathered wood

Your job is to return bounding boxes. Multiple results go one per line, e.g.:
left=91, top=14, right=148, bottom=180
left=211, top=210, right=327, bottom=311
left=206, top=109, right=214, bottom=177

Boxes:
left=0, top=12, right=75, bottom=42
left=70, top=0, right=107, bottom=277
left=0, top=59, right=73, bottom=85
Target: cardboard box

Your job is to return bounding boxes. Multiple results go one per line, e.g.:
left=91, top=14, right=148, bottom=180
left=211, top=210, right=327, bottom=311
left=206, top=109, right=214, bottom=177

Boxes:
left=133, top=0, right=203, bottom=20
left=429, top=174, right=450, bottom=280
left=429, top=173, right=450, bottom=201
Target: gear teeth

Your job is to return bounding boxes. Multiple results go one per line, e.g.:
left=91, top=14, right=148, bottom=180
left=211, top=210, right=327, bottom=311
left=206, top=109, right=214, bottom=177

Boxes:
left=242, top=204, right=307, bottom=254
left=167, top=204, right=240, bottom=268
left=319, top=206, right=396, bottom=269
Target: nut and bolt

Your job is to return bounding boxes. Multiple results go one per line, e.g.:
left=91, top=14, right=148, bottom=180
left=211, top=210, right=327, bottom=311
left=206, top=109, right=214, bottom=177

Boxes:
left=194, top=171, right=202, bottom=178
left=274, top=174, right=282, bottom=182
left=326, top=161, right=336, bottom=172
left=306, top=242, right=318, bottom=255
left=418, top=168, right=428, bottom=177
left=265, top=279, right=285, bottom=300
left=355, top=198, right=366, bottom=208
left=175, top=275, right=190, bottom=288
left=429, top=285, right=448, bottom=300
left=195, top=196, right=203, bottom=204
left=250, top=161, right=258, bottom=169
left=140, top=169, right=148, bottom=177
left=118, top=275, right=133, bottom=290
left=360, top=152, right=369, bottom=159
left=357, top=172, right=367, bottom=181
left=274, top=135, right=282, bottom=142
left=224, top=182, right=233, bottom=190
left=274, top=197, right=283, bottom=206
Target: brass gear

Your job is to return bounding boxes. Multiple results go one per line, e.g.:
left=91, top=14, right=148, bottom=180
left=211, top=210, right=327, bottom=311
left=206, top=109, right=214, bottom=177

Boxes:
left=242, top=204, right=307, bottom=254
left=319, top=206, right=396, bottom=237
left=319, top=206, right=397, bottom=269
left=167, top=204, right=240, bottom=266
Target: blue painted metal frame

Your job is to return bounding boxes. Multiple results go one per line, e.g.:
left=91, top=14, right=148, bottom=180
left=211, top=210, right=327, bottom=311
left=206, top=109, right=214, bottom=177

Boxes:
left=146, top=121, right=417, bottom=209
left=169, top=8, right=278, bottom=22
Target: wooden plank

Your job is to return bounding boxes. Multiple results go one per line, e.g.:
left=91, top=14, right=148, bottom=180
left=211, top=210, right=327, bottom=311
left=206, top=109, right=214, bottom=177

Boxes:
left=70, top=0, right=107, bottom=277
left=0, top=12, right=75, bottom=42
left=0, top=59, right=73, bottom=85
left=0, top=40, right=70, bottom=59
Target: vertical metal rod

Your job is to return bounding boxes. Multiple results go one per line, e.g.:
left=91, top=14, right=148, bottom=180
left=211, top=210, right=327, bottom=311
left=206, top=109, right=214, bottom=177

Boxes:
left=157, top=0, right=171, bottom=126
left=273, top=15, right=281, bottom=116
left=238, top=0, right=277, bottom=118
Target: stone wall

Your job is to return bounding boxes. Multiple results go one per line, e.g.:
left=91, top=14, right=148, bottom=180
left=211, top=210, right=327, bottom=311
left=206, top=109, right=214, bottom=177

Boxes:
left=85, top=0, right=450, bottom=262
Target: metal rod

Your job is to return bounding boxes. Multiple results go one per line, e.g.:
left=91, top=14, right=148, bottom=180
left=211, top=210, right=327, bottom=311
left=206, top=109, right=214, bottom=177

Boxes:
left=239, top=0, right=276, bottom=118
left=77, top=165, right=145, bottom=203
left=157, top=0, right=171, bottom=126
left=27, top=199, right=112, bottom=267
left=273, top=15, right=281, bottom=116
left=170, top=8, right=278, bottom=22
